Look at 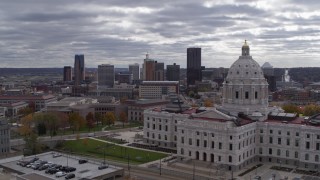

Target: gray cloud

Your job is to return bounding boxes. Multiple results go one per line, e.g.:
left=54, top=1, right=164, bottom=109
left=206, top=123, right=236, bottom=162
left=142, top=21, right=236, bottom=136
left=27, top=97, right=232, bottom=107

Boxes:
left=0, top=0, right=319, bottom=68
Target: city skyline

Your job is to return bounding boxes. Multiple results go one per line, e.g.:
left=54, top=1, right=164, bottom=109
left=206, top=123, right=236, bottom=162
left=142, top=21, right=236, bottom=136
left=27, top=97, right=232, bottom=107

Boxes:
left=0, top=1, right=320, bottom=68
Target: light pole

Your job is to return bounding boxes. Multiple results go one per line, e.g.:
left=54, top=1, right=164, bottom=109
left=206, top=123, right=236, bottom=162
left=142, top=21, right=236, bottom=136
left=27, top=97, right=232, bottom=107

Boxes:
left=192, top=161, right=195, bottom=180
left=159, top=158, right=162, bottom=175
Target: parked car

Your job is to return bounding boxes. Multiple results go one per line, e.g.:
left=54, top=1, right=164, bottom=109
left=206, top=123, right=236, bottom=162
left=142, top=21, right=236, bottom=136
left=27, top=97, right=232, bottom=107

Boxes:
left=65, top=173, right=75, bottom=179
left=38, top=165, right=49, bottom=171
left=78, top=159, right=88, bottom=164
left=53, top=153, right=62, bottom=158
left=56, top=171, right=66, bottom=177
left=98, top=164, right=108, bottom=170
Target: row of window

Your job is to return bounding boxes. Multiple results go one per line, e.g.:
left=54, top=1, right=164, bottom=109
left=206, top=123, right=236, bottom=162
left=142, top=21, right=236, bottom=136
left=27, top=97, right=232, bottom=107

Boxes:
left=260, top=129, right=320, bottom=139
left=146, top=123, right=174, bottom=132
left=261, top=136, right=320, bottom=150
left=265, top=148, right=319, bottom=162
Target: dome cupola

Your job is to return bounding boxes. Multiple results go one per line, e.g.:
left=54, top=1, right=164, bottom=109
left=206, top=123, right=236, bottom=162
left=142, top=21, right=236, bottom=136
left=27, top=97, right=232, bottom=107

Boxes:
left=222, top=40, right=269, bottom=117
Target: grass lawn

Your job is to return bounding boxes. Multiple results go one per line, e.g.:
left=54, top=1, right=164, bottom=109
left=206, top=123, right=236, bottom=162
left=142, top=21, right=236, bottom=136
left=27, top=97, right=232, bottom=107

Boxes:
left=60, top=138, right=167, bottom=164
left=55, top=122, right=143, bottom=136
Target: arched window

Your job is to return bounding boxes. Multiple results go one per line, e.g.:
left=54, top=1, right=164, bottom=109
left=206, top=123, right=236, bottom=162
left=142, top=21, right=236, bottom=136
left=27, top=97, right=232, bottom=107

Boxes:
left=305, top=154, right=309, bottom=161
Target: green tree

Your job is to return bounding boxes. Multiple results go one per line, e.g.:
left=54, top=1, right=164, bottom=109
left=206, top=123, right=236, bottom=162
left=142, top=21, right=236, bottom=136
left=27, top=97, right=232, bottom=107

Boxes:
left=24, top=133, right=41, bottom=155
left=18, top=114, right=34, bottom=136
left=119, top=111, right=128, bottom=128
left=33, top=112, right=59, bottom=137
left=95, top=112, right=102, bottom=125
left=303, top=104, right=320, bottom=116
left=86, top=112, right=95, bottom=131
left=18, top=107, right=34, bottom=117
left=105, top=112, right=116, bottom=127
left=37, top=123, right=46, bottom=135
left=282, top=104, right=301, bottom=114
left=68, top=112, right=85, bottom=134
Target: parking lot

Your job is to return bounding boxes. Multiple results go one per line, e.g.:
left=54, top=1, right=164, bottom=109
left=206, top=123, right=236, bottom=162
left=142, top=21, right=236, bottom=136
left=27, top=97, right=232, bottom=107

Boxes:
left=1, top=151, right=124, bottom=180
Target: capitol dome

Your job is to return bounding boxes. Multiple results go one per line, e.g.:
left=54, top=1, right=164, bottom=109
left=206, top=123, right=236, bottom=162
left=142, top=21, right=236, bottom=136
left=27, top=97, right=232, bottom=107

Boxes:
left=222, top=41, right=269, bottom=117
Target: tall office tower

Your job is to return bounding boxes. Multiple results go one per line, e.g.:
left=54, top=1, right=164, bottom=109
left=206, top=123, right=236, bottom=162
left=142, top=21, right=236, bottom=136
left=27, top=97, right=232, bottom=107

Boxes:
left=187, top=47, right=201, bottom=87
left=154, top=61, right=164, bottom=81
left=166, top=63, right=180, bottom=81
left=74, top=54, right=85, bottom=86
left=63, top=66, right=72, bottom=81
left=98, top=64, right=115, bottom=88
left=143, top=53, right=156, bottom=81
left=129, top=63, right=140, bottom=80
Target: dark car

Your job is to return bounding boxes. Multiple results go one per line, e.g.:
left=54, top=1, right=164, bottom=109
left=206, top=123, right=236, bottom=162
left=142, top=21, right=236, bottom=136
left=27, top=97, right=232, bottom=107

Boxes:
left=65, top=167, right=76, bottom=172
left=45, top=168, right=59, bottom=174
left=55, top=164, right=62, bottom=169
left=78, top=160, right=88, bottom=164
left=65, top=173, right=75, bottom=179
left=38, top=165, right=49, bottom=171
left=98, top=164, right=108, bottom=170
left=30, top=157, right=39, bottom=163
left=32, top=164, right=42, bottom=170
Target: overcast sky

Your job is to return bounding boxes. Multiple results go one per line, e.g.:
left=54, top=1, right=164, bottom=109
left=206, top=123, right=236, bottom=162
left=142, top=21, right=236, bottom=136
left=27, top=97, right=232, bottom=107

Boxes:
left=1, top=0, right=320, bottom=68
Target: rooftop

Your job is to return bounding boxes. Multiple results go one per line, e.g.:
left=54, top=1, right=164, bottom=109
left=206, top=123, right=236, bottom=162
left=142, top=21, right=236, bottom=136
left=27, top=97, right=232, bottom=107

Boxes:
left=1, top=151, right=123, bottom=180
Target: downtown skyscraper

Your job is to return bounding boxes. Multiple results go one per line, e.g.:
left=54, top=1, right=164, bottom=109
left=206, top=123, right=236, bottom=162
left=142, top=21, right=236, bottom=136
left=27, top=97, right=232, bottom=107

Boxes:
left=63, top=66, right=72, bottom=81
left=98, top=64, right=114, bottom=88
left=187, top=48, right=201, bottom=87
left=74, top=54, right=85, bottom=86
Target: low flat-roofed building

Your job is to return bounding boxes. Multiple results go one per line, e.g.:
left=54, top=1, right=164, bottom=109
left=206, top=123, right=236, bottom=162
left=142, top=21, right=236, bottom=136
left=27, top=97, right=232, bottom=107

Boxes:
left=126, top=99, right=169, bottom=122
left=139, top=81, right=179, bottom=99
left=0, top=95, right=57, bottom=111
left=1, top=151, right=124, bottom=180
left=1, top=101, right=28, bottom=117
left=46, top=97, right=98, bottom=112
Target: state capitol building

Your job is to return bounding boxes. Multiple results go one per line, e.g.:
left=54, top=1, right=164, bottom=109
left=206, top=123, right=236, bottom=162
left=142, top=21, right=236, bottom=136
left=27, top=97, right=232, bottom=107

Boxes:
left=143, top=41, right=320, bottom=171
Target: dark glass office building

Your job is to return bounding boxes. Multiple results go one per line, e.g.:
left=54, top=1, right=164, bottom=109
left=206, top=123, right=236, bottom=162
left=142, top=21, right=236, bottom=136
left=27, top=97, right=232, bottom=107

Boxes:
left=166, top=63, right=180, bottom=81
left=74, top=54, right=85, bottom=86
left=187, top=48, right=201, bottom=86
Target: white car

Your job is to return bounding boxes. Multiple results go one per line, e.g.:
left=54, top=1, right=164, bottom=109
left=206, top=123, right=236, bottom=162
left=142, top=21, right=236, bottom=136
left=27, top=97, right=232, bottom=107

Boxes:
left=55, top=171, right=66, bottom=177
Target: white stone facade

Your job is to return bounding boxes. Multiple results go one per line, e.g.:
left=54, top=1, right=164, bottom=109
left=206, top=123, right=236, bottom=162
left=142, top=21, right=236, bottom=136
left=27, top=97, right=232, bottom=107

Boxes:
left=142, top=42, right=320, bottom=172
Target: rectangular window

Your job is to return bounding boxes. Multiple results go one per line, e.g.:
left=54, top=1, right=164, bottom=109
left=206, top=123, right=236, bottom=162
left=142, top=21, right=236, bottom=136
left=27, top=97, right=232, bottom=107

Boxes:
left=306, top=142, right=310, bottom=149
left=295, top=140, right=299, bottom=147
left=211, top=141, right=215, bottom=149
left=255, top=91, right=258, bottom=99
left=270, top=130, right=273, bottom=134
left=260, top=136, right=263, bottom=143
left=181, top=137, right=184, bottom=144
left=219, top=142, right=222, bottom=149
left=316, top=143, right=320, bottom=150
left=197, top=139, right=200, bottom=147
left=269, top=137, right=273, bottom=144
left=204, top=140, right=207, bottom=148
left=278, top=130, right=281, bottom=135
left=296, top=132, right=299, bottom=136
left=236, top=91, right=239, bottom=99
left=287, top=131, right=290, bottom=136
left=278, top=138, right=281, bottom=145
left=245, top=92, right=249, bottom=99
left=189, top=138, right=192, bottom=145
left=286, top=139, right=290, bottom=146
left=269, top=148, right=272, bottom=155
left=229, top=144, right=233, bottom=150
